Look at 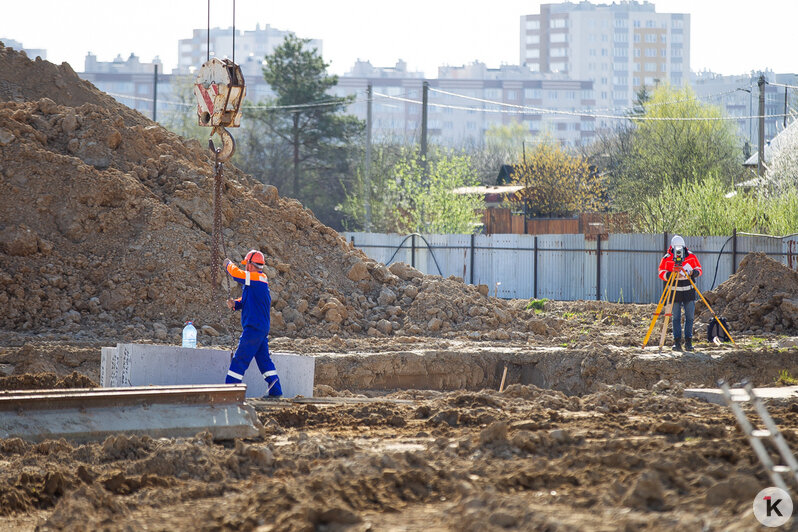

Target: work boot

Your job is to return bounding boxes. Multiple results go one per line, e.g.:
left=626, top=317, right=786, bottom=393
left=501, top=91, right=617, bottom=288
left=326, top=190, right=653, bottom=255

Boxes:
left=672, top=338, right=682, bottom=351
left=684, top=338, right=694, bottom=351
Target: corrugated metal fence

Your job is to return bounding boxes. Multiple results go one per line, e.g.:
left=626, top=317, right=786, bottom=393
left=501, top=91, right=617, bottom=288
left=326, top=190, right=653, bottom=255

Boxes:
left=343, top=232, right=798, bottom=303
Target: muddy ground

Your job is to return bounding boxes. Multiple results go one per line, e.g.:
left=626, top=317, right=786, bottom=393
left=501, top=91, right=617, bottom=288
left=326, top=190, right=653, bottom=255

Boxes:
left=0, top=381, right=795, bottom=531
left=1, top=299, right=798, bottom=531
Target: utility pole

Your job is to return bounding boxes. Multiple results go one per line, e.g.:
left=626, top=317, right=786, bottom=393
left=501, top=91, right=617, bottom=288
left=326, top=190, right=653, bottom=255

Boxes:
left=758, top=75, right=766, bottom=177
left=365, top=83, right=373, bottom=231
left=152, top=63, right=158, bottom=122
left=785, top=87, right=789, bottom=129
left=420, top=81, right=429, bottom=174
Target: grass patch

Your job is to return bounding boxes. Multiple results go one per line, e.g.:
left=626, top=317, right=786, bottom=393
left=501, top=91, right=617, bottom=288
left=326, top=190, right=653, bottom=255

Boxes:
left=525, top=298, right=549, bottom=311
left=775, top=369, right=798, bottom=386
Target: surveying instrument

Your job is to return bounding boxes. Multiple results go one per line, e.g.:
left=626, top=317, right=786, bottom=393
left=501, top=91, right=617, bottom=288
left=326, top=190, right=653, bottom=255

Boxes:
left=642, top=255, right=735, bottom=350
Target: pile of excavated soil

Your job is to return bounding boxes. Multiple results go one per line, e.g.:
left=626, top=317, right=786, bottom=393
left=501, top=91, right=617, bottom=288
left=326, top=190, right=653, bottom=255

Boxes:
left=703, top=252, right=798, bottom=334
left=0, top=43, right=547, bottom=343
left=0, top=385, right=786, bottom=530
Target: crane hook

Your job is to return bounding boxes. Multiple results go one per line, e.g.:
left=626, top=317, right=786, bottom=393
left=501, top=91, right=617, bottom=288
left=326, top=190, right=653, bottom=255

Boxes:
left=209, top=126, right=235, bottom=163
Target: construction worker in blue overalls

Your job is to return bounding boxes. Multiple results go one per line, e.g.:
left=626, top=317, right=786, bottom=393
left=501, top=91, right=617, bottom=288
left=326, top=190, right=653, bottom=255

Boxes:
left=223, top=250, right=282, bottom=397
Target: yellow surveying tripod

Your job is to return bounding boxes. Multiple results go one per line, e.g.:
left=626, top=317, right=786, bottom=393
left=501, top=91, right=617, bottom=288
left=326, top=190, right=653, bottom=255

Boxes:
left=642, top=268, right=736, bottom=349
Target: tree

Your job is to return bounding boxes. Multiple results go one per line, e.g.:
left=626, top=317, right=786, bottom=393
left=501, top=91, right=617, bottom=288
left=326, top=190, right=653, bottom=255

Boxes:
left=339, top=147, right=484, bottom=233
left=243, top=34, right=363, bottom=228
left=509, top=140, right=606, bottom=217
left=611, top=84, right=741, bottom=211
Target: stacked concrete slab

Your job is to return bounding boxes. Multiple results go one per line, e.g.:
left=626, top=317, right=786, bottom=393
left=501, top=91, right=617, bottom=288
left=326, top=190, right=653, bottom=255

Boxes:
left=101, top=344, right=314, bottom=398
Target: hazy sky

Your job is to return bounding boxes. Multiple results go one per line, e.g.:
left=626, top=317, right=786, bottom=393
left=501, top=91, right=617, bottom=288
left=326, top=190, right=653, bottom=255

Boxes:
left=2, top=1, right=796, bottom=77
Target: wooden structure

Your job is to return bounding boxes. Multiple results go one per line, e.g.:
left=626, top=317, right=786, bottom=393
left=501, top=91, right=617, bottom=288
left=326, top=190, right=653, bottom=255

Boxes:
left=482, top=208, right=629, bottom=236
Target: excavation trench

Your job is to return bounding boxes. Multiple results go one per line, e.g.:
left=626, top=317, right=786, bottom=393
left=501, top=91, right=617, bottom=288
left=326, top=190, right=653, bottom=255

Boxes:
left=314, top=345, right=798, bottom=395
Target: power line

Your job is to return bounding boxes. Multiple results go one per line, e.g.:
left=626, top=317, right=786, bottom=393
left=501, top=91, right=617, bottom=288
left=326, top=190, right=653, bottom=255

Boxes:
left=105, top=92, right=367, bottom=111
left=767, top=81, right=798, bottom=90
left=425, top=87, right=792, bottom=122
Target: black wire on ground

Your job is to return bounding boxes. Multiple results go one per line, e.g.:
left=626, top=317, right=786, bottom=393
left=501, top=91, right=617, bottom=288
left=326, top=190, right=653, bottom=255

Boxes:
left=384, top=233, right=444, bottom=277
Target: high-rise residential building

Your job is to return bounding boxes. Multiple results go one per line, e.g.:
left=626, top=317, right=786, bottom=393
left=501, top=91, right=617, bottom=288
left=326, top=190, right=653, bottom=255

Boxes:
left=520, top=1, right=689, bottom=128
left=176, top=24, right=322, bottom=78
left=338, top=61, right=595, bottom=147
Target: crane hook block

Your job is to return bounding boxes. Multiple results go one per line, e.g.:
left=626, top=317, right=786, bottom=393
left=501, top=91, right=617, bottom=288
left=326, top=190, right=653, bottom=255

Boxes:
left=193, top=58, right=246, bottom=129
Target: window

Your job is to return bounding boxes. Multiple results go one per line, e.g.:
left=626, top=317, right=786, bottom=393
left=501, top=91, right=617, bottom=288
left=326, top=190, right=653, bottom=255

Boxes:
left=467, top=121, right=476, bottom=130
left=615, top=18, right=628, bottom=28
left=551, top=33, right=567, bottom=43
left=548, top=91, right=558, bottom=100
left=526, top=35, right=540, bottom=44
left=672, top=47, right=682, bottom=57
left=661, top=63, right=667, bottom=72
left=633, top=20, right=641, bottom=28
left=660, top=49, right=667, bottom=57
left=645, top=48, right=656, bottom=57
left=485, top=88, right=500, bottom=99
left=600, top=77, right=608, bottom=85
left=613, top=90, right=626, bottom=100
left=528, top=62, right=540, bottom=72
left=524, top=88, right=542, bottom=99
left=589, top=48, right=597, bottom=57
left=613, top=62, right=627, bottom=72
left=671, top=62, right=682, bottom=72
left=634, top=34, right=641, bottom=43
left=550, top=18, right=566, bottom=29
left=660, top=34, right=667, bottom=44
left=633, top=62, right=640, bottom=72
left=565, top=91, right=576, bottom=100
left=633, top=76, right=640, bottom=86
left=613, top=75, right=627, bottom=85
left=644, top=76, right=656, bottom=85
left=671, top=74, right=682, bottom=85
left=614, top=32, right=628, bottom=43
left=634, top=48, right=640, bottom=57
left=524, top=119, right=540, bottom=131
left=601, top=34, right=608, bottom=42
left=551, top=47, right=567, bottom=57
left=506, top=90, right=518, bottom=100
left=550, top=62, right=567, bottom=72
left=581, top=89, right=594, bottom=99
left=600, top=91, right=608, bottom=99
left=443, top=121, right=453, bottom=129
left=589, top=33, right=597, bottom=42
left=646, top=20, right=654, bottom=28
left=582, top=120, right=595, bottom=131
left=645, top=34, right=657, bottom=43
left=527, top=49, right=540, bottom=59
left=601, top=48, right=608, bottom=56
left=526, top=19, right=540, bottom=30
left=673, top=33, right=683, bottom=43
left=645, top=62, right=656, bottom=72
left=673, top=19, right=683, bottom=29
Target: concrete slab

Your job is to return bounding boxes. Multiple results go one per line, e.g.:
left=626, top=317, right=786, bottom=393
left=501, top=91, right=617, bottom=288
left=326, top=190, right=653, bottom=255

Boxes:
left=101, top=344, right=314, bottom=398
left=0, top=385, right=261, bottom=442
left=684, top=386, right=798, bottom=405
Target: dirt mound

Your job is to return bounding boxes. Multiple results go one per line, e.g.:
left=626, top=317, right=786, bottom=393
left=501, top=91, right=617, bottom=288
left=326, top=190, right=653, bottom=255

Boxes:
left=703, top=252, right=798, bottom=334
left=0, top=386, right=780, bottom=530
left=0, top=44, right=541, bottom=342
left=0, top=371, right=97, bottom=391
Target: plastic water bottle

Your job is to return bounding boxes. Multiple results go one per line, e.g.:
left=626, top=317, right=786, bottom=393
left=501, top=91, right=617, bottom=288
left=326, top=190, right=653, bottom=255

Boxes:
left=182, top=321, right=197, bottom=348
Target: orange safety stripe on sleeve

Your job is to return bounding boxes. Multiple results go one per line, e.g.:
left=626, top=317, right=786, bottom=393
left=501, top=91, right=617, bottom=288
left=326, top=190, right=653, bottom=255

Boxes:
left=226, top=263, right=268, bottom=283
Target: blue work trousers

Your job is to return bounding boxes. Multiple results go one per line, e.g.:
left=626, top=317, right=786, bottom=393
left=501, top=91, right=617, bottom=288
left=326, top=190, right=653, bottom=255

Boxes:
left=225, top=326, right=282, bottom=396
left=672, top=299, right=695, bottom=340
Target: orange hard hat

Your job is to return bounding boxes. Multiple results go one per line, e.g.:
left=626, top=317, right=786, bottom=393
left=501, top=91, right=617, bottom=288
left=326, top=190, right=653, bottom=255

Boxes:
left=241, top=249, right=265, bottom=266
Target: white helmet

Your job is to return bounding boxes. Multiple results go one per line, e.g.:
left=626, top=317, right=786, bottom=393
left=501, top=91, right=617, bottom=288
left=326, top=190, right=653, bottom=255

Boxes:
left=671, top=235, right=685, bottom=249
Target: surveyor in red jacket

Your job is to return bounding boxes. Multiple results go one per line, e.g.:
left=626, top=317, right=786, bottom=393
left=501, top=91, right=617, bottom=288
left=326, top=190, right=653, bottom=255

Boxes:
left=658, top=235, right=702, bottom=351
left=223, top=249, right=282, bottom=397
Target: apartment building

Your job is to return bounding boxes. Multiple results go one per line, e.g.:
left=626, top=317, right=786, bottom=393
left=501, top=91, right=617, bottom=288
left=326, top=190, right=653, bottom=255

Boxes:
left=176, top=24, right=322, bottom=79
left=520, top=1, right=689, bottom=128
left=337, top=61, right=596, bottom=147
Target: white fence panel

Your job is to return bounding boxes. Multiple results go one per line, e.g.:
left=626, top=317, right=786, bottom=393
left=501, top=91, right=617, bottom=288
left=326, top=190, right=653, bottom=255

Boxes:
left=343, top=232, right=794, bottom=303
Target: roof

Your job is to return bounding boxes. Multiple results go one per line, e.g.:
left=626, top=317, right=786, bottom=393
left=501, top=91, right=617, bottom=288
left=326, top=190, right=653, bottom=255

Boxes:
left=451, top=185, right=525, bottom=195
left=744, top=117, right=798, bottom=166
